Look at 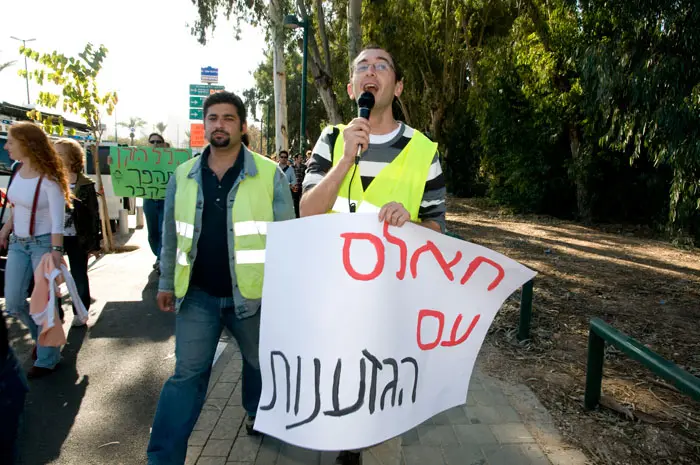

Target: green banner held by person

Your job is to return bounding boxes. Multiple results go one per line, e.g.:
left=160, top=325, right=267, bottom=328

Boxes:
left=109, top=146, right=192, bottom=199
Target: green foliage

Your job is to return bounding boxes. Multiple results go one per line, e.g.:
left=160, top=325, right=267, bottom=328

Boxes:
left=19, top=43, right=117, bottom=138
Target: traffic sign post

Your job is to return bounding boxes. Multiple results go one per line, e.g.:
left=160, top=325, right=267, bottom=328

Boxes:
left=189, top=96, right=205, bottom=108
left=201, top=66, right=219, bottom=84
left=189, top=84, right=224, bottom=96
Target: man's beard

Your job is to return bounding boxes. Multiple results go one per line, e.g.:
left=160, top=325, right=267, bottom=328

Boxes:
left=210, top=132, right=231, bottom=148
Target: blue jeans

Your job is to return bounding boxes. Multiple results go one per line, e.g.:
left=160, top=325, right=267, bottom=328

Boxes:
left=143, top=199, right=165, bottom=259
left=147, top=287, right=262, bottom=465
left=4, top=234, right=62, bottom=369
left=0, top=348, right=28, bottom=464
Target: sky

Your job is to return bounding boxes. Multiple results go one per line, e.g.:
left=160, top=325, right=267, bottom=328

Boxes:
left=0, top=0, right=268, bottom=147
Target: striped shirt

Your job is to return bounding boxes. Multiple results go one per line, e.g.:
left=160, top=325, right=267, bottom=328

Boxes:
left=303, top=123, right=446, bottom=231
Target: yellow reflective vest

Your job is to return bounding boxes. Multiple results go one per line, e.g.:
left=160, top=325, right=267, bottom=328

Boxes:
left=172, top=151, right=278, bottom=299
left=329, top=125, right=437, bottom=221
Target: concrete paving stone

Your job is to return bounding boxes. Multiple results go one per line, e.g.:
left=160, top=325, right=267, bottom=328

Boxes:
left=416, top=425, right=460, bottom=446
left=228, top=434, right=263, bottom=462
left=363, top=437, right=402, bottom=465
left=469, top=380, right=485, bottom=391
left=189, top=430, right=212, bottom=447
left=255, top=436, right=282, bottom=464
left=432, top=411, right=453, bottom=425
left=470, top=391, right=495, bottom=406
left=441, top=445, right=487, bottom=465
left=210, top=382, right=236, bottom=399
left=195, top=408, right=223, bottom=433
left=490, top=424, right=535, bottom=444
left=520, top=444, right=551, bottom=465
left=186, top=446, right=203, bottom=465
left=402, top=445, right=443, bottom=465
left=227, top=462, right=254, bottom=465
left=466, top=405, right=502, bottom=425
left=453, top=424, right=499, bottom=446
left=481, top=444, right=531, bottom=465
left=493, top=404, right=522, bottom=423
left=444, top=406, right=471, bottom=424
left=465, top=395, right=477, bottom=407
left=210, top=407, right=246, bottom=440
left=401, top=429, right=420, bottom=446
left=197, top=457, right=228, bottom=465
left=471, top=390, right=510, bottom=407
left=219, top=371, right=243, bottom=383
left=205, top=397, right=230, bottom=412
left=202, top=439, right=235, bottom=457
left=276, top=443, right=322, bottom=465
left=232, top=351, right=243, bottom=360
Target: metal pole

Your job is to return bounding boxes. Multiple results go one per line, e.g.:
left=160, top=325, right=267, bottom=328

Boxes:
left=266, top=101, right=271, bottom=156
left=23, top=42, right=30, bottom=105
left=299, top=21, right=309, bottom=155
left=584, top=325, right=606, bottom=410
left=517, top=279, right=534, bottom=341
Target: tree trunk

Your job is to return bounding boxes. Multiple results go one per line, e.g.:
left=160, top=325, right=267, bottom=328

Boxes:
left=569, top=124, right=591, bottom=223
left=91, top=140, right=113, bottom=251
left=269, top=0, right=288, bottom=153
left=347, top=0, right=362, bottom=70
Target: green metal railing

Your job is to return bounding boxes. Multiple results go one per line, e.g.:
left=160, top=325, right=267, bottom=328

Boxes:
left=584, top=317, right=700, bottom=410
left=446, top=230, right=534, bottom=342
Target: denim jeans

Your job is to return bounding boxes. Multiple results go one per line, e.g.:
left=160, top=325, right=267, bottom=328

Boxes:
left=0, top=348, right=28, bottom=464
left=4, top=234, right=62, bottom=369
left=143, top=199, right=165, bottom=259
left=147, top=287, right=262, bottom=465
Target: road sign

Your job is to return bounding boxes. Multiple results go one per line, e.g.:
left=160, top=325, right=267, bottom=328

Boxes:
left=189, top=84, right=224, bottom=96
left=201, top=66, right=218, bottom=84
left=189, top=108, right=203, bottom=120
left=190, top=96, right=205, bottom=108
left=190, top=123, right=205, bottom=147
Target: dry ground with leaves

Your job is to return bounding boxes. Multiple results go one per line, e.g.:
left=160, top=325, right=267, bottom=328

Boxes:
left=447, top=197, right=700, bottom=465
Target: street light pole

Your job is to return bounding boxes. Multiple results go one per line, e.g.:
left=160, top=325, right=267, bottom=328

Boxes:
left=283, top=15, right=310, bottom=156
left=10, top=36, right=36, bottom=105
left=300, top=20, right=309, bottom=156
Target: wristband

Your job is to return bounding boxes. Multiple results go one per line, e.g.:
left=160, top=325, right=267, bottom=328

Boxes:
left=52, top=245, right=65, bottom=253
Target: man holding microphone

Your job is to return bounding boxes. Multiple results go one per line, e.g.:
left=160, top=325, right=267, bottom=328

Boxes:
left=301, top=45, right=446, bottom=465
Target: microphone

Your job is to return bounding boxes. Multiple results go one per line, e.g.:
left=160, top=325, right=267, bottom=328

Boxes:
left=355, top=91, right=375, bottom=164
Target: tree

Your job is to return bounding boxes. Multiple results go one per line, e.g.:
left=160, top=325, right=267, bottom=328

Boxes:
left=20, top=43, right=118, bottom=250
left=118, top=116, right=147, bottom=146
left=154, top=122, right=168, bottom=135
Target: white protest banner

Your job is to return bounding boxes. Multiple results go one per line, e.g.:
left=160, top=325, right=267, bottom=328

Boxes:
left=255, top=213, right=536, bottom=450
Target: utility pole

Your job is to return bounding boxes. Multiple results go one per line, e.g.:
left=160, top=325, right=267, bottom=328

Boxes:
left=10, top=36, right=36, bottom=105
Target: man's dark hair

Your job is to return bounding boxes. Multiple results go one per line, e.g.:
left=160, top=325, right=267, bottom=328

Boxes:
left=350, top=44, right=403, bottom=82
left=278, top=150, right=289, bottom=158
left=148, top=132, right=164, bottom=142
left=203, top=91, right=247, bottom=128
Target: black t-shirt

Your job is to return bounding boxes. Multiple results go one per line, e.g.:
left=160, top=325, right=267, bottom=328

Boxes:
left=190, top=148, right=245, bottom=297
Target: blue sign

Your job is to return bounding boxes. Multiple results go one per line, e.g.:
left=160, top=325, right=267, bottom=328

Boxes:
left=201, top=66, right=219, bottom=84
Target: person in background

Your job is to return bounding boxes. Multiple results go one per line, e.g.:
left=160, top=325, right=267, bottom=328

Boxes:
left=0, top=312, right=28, bottom=464
left=55, top=138, right=101, bottom=327
left=305, top=149, right=312, bottom=165
left=0, top=122, right=72, bottom=379
left=292, top=153, right=306, bottom=218
left=144, top=133, right=167, bottom=273
left=277, top=150, right=297, bottom=200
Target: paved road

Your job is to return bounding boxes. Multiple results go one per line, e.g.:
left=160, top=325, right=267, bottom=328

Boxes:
left=8, top=230, right=180, bottom=465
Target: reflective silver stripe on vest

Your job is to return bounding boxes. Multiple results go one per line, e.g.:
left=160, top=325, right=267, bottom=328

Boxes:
left=234, top=221, right=268, bottom=236
left=176, top=221, right=194, bottom=239
left=176, top=249, right=189, bottom=266
left=235, top=250, right=266, bottom=264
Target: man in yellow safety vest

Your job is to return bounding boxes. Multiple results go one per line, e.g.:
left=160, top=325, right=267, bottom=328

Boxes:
left=301, top=45, right=447, bottom=465
left=147, top=91, right=295, bottom=465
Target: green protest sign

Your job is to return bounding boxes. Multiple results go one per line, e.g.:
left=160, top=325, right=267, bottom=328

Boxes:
left=109, top=146, right=192, bottom=199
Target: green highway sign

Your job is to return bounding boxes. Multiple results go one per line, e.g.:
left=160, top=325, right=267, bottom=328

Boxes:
left=189, top=96, right=205, bottom=108
left=189, top=108, right=203, bottom=120
left=189, top=84, right=225, bottom=96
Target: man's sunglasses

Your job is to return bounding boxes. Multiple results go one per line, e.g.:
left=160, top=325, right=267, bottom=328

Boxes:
left=279, top=155, right=288, bottom=159
left=149, top=139, right=164, bottom=144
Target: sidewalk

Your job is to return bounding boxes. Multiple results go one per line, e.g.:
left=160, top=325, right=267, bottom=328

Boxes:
left=188, top=342, right=589, bottom=465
